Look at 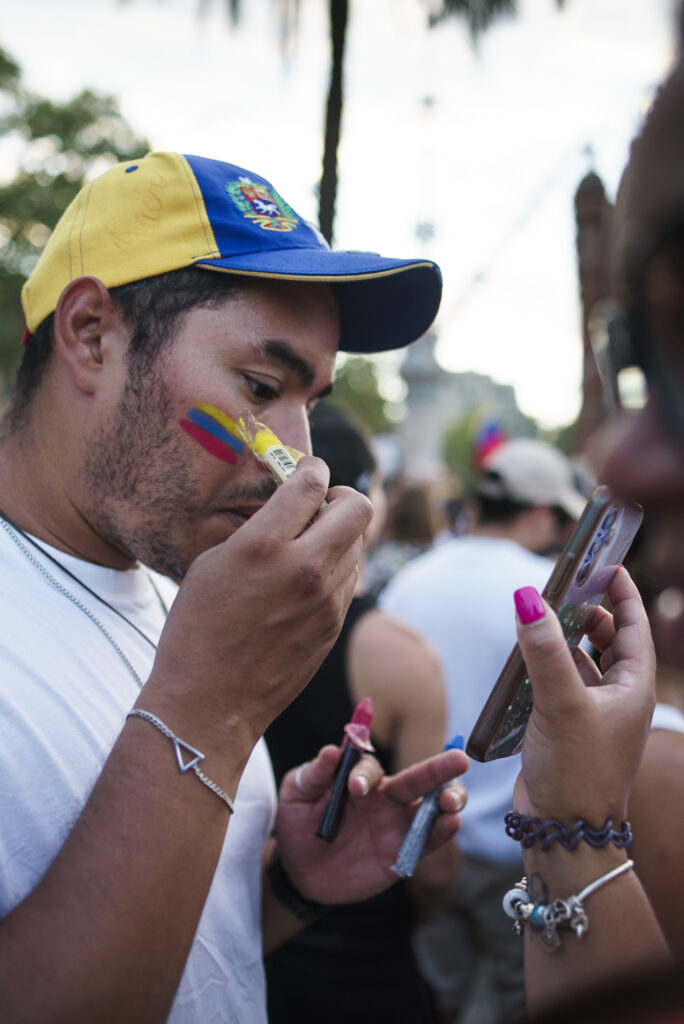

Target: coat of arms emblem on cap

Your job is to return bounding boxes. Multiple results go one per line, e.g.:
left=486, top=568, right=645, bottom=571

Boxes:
left=226, top=176, right=299, bottom=232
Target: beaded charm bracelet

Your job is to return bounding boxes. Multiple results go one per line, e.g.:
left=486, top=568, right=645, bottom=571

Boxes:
left=502, top=860, right=634, bottom=951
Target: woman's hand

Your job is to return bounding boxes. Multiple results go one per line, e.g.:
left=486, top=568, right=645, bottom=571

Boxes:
left=514, top=567, right=656, bottom=824
left=274, top=745, right=468, bottom=906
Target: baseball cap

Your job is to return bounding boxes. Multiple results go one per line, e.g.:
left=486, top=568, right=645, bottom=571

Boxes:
left=476, top=438, right=587, bottom=520
left=21, top=151, right=442, bottom=354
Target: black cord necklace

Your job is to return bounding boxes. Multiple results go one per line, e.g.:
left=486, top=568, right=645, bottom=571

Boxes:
left=0, top=507, right=170, bottom=688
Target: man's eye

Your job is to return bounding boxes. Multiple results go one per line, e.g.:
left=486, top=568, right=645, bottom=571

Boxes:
left=247, top=377, right=278, bottom=402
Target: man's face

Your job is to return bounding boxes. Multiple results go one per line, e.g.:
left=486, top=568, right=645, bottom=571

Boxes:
left=79, top=278, right=339, bottom=580
left=602, top=63, right=684, bottom=665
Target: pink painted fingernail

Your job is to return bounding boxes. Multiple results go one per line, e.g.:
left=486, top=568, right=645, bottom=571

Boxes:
left=514, top=586, right=545, bottom=624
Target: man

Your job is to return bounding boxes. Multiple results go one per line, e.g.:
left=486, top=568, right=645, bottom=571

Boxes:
left=380, top=437, right=586, bottom=1022
left=0, top=151, right=467, bottom=1022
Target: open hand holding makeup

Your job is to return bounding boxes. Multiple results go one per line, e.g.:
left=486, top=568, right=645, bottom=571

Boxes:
left=273, top=743, right=468, bottom=907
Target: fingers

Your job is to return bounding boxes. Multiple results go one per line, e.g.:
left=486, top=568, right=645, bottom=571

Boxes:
left=514, top=588, right=587, bottom=712
left=584, top=568, right=648, bottom=656
left=382, top=748, right=468, bottom=804
left=439, top=782, right=468, bottom=815
left=585, top=605, right=616, bottom=653
left=602, top=568, right=656, bottom=689
left=299, top=482, right=373, bottom=561
left=514, top=570, right=655, bottom=712
left=242, top=455, right=332, bottom=540
left=238, top=457, right=371, bottom=549
left=415, top=784, right=468, bottom=854
left=282, top=746, right=340, bottom=800
left=282, top=747, right=384, bottom=801
left=606, top=567, right=651, bottom=641
left=571, top=645, right=603, bottom=687
left=423, top=809, right=463, bottom=850
left=346, top=754, right=382, bottom=797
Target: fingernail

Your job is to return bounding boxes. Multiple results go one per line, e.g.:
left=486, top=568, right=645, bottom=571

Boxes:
left=514, top=586, right=546, bottom=624
left=356, top=774, right=369, bottom=796
left=446, top=785, right=466, bottom=812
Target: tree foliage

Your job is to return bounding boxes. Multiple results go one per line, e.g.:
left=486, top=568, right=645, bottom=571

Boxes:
left=125, top=0, right=565, bottom=246
left=429, top=0, right=566, bottom=38
left=0, top=45, right=149, bottom=388
left=329, top=356, right=398, bottom=435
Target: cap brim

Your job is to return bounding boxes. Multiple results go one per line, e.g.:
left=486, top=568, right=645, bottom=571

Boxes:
left=558, top=489, right=587, bottom=521
left=194, top=248, right=442, bottom=353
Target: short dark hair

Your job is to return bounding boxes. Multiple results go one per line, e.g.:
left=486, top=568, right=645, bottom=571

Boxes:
left=475, top=493, right=533, bottom=526
left=9, top=267, right=241, bottom=427
left=475, top=491, right=572, bottom=532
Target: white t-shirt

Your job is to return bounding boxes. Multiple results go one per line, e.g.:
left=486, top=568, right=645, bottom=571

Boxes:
left=0, top=522, right=277, bottom=1023
left=380, top=535, right=553, bottom=865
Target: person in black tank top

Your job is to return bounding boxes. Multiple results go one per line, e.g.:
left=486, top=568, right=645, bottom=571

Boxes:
left=264, top=403, right=453, bottom=1024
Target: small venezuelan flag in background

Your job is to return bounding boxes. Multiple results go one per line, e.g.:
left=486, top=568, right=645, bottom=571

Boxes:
left=473, top=418, right=508, bottom=470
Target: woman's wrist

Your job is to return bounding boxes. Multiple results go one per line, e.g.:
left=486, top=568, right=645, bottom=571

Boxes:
left=505, top=812, right=632, bottom=852
left=521, top=839, right=631, bottom=903
left=514, top=793, right=629, bottom=831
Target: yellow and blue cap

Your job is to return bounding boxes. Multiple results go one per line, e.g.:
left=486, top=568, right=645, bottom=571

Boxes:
left=21, top=151, right=442, bottom=353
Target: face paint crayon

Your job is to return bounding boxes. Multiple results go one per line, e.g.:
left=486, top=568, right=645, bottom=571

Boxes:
left=316, top=697, right=374, bottom=842
left=238, top=409, right=327, bottom=517
left=390, top=734, right=464, bottom=878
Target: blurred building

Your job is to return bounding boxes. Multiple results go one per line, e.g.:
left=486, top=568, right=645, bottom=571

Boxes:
left=392, top=170, right=617, bottom=479
left=398, top=331, right=533, bottom=479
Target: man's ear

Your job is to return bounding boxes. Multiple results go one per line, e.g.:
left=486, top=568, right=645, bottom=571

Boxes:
left=52, top=277, right=125, bottom=394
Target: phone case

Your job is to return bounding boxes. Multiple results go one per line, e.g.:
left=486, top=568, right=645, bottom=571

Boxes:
left=466, top=486, right=643, bottom=762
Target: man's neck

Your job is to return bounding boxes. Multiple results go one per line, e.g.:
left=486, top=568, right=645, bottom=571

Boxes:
left=0, top=428, right=135, bottom=570
left=471, top=522, right=527, bottom=546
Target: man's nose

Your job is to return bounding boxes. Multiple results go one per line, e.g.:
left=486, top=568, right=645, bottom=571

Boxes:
left=264, top=405, right=313, bottom=458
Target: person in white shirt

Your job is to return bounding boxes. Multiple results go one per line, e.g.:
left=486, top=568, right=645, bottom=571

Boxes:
left=380, top=438, right=586, bottom=1022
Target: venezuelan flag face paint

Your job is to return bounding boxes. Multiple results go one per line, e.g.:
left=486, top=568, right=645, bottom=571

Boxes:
left=180, top=403, right=246, bottom=465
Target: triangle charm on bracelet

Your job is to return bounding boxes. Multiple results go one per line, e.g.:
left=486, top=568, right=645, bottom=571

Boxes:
left=173, top=737, right=205, bottom=773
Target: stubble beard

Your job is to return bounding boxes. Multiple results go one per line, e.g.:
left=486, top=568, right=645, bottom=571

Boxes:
left=80, top=372, right=274, bottom=580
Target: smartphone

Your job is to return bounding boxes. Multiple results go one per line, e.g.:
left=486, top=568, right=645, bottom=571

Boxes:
left=466, top=486, right=643, bottom=762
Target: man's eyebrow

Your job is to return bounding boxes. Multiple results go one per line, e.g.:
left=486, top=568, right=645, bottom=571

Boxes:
left=261, top=340, right=333, bottom=399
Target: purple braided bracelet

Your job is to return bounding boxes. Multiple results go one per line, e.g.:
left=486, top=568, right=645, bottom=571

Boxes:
left=504, top=812, right=633, bottom=851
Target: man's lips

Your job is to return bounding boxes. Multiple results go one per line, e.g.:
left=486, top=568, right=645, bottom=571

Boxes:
left=216, top=505, right=262, bottom=520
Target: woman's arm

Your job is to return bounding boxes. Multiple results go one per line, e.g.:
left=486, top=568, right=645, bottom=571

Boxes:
left=628, top=724, right=684, bottom=958
left=512, top=569, right=670, bottom=1012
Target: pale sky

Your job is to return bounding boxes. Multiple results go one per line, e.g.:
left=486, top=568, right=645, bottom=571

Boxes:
left=0, top=0, right=676, bottom=428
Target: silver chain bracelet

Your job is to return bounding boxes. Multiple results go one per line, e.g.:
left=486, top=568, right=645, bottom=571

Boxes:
left=127, top=709, right=235, bottom=814
left=502, top=859, right=634, bottom=950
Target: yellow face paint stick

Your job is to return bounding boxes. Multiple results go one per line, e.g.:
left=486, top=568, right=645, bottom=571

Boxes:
left=237, top=410, right=327, bottom=516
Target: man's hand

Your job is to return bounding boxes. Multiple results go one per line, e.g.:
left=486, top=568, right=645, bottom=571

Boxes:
left=146, top=460, right=373, bottom=754
left=274, top=745, right=468, bottom=906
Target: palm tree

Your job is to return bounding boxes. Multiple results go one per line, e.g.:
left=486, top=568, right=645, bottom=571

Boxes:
left=122, top=0, right=565, bottom=243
